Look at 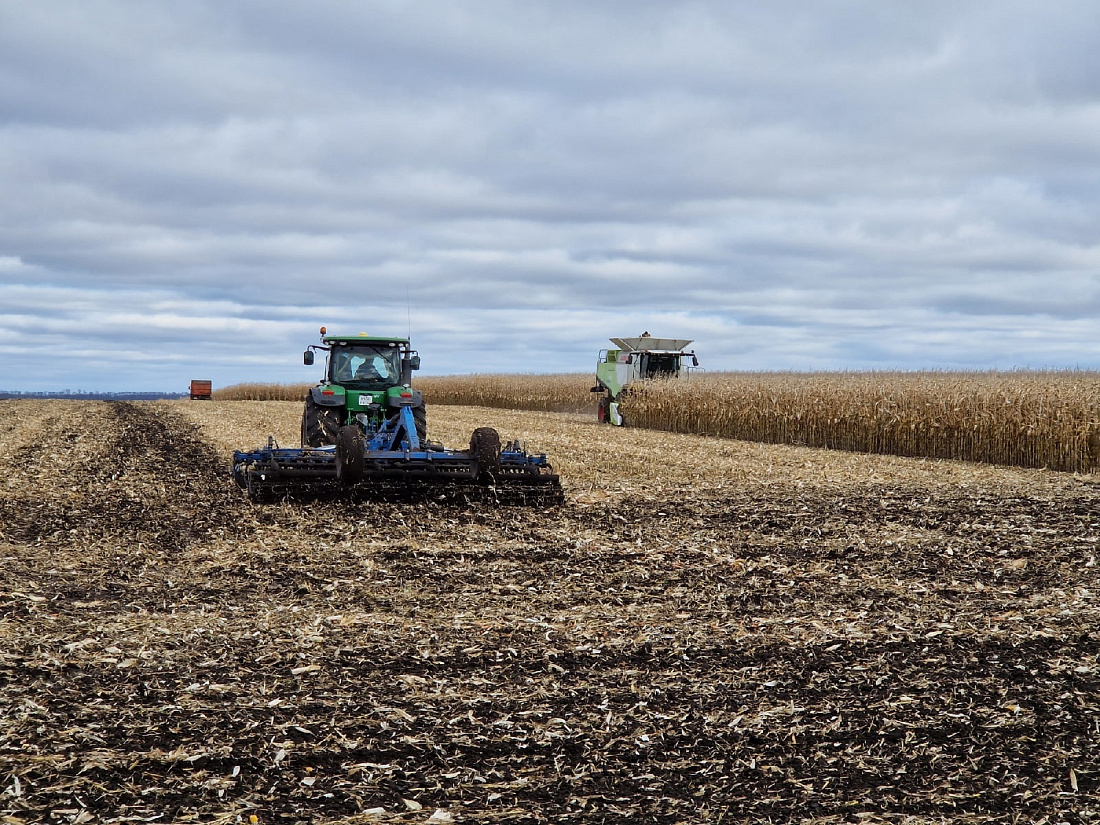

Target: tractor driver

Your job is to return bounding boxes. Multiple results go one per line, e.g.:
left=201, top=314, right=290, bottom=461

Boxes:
left=353, top=359, right=385, bottom=382
left=353, top=351, right=397, bottom=385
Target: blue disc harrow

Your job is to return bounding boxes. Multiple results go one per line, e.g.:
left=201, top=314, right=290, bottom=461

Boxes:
left=232, top=405, right=563, bottom=504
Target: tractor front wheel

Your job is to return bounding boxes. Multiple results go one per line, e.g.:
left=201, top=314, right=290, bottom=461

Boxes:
left=336, top=426, right=365, bottom=485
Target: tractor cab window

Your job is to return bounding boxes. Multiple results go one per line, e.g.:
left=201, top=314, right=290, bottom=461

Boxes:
left=644, top=353, right=680, bottom=378
left=331, top=346, right=401, bottom=388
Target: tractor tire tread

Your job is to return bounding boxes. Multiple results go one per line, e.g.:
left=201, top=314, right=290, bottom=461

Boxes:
left=302, top=396, right=341, bottom=447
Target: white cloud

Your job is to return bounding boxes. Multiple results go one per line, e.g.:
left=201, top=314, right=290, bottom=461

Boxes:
left=1, top=1, right=1099, bottom=391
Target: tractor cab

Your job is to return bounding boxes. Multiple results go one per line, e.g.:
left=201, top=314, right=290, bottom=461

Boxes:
left=328, top=342, right=402, bottom=389
left=304, top=332, right=421, bottom=390
left=300, top=330, right=425, bottom=448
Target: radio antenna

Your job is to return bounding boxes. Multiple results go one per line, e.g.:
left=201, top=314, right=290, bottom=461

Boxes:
left=406, top=286, right=412, bottom=340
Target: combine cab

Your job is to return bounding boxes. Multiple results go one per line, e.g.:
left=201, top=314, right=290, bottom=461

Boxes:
left=233, top=328, right=563, bottom=504
left=591, top=335, right=699, bottom=425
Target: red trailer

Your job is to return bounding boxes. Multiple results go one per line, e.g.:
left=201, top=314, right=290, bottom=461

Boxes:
left=189, top=380, right=212, bottom=400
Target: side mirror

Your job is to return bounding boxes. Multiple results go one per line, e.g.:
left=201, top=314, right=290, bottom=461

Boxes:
left=409, top=355, right=421, bottom=370
left=692, top=355, right=699, bottom=367
left=303, top=350, right=314, bottom=366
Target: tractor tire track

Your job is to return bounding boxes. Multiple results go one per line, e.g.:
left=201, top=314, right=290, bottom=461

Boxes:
left=0, top=402, right=247, bottom=551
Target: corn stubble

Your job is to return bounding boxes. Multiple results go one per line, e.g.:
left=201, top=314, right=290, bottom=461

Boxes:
left=2, top=399, right=1098, bottom=821
left=622, top=371, right=1100, bottom=473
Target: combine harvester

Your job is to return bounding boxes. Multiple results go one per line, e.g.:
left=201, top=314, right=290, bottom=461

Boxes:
left=233, top=328, right=563, bottom=504
left=591, top=334, right=700, bottom=425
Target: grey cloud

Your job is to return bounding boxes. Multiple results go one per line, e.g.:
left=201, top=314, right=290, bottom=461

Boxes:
left=1, top=1, right=1099, bottom=391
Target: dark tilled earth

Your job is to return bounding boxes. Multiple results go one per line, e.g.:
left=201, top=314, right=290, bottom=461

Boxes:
left=1, top=400, right=1098, bottom=824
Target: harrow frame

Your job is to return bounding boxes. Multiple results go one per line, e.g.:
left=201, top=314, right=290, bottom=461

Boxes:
left=233, top=405, right=562, bottom=503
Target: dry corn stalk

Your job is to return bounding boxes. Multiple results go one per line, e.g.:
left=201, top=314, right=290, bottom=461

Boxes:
left=416, top=373, right=593, bottom=413
left=620, top=370, right=1100, bottom=473
left=215, top=374, right=595, bottom=412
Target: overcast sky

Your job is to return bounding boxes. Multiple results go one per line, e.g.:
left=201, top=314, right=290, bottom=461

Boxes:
left=1, top=1, right=1099, bottom=391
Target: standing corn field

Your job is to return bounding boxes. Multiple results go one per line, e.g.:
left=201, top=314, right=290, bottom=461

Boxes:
left=211, top=371, right=1100, bottom=473
left=213, top=374, right=596, bottom=412
left=414, top=373, right=595, bottom=413
left=620, top=371, right=1100, bottom=473
left=213, top=382, right=312, bottom=401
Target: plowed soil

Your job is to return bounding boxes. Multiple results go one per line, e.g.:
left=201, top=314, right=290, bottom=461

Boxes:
left=1, top=400, right=1098, bottom=824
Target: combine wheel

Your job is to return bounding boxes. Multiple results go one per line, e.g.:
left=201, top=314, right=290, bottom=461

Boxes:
left=470, top=426, right=501, bottom=483
left=597, top=396, right=610, bottom=423
left=413, top=403, right=428, bottom=443
left=302, top=397, right=341, bottom=447
left=335, top=425, right=366, bottom=485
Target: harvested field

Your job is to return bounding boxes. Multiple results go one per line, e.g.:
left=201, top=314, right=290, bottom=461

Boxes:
left=1, top=398, right=1099, bottom=824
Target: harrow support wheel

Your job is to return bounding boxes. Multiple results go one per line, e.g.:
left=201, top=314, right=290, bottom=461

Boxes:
left=470, top=427, right=501, bottom=483
left=335, top=425, right=366, bottom=485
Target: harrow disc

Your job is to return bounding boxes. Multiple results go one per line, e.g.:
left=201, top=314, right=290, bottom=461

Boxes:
left=233, top=436, right=562, bottom=506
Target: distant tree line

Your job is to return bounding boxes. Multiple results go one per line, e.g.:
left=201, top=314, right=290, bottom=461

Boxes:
left=0, top=390, right=188, bottom=400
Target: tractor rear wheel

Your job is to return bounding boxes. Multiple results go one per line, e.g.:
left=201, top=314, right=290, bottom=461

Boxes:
left=412, top=403, right=428, bottom=443
left=470, top=427, right=501, bottom=483
left=302, top=397, right=341, bottom=447
left=335, top=425, right=365, bottom=485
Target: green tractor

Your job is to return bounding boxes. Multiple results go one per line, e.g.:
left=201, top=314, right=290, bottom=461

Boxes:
left=233, top=326, right=562, bottom=501
left=591, top=335, right=699, bottom=425
left=301, top=329, right=426, bottom=448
